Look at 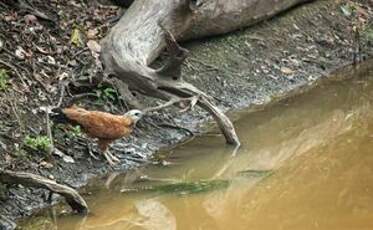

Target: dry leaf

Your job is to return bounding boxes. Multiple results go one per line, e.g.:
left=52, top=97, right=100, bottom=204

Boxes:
left=87, top=28, right=98, bottom=39
left=70, top=28, right=84, bottom=47
left=35, top=45, right=49, bottom=54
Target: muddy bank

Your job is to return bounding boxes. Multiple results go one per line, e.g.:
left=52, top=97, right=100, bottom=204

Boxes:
left=0, top=0, right=372, bottom=227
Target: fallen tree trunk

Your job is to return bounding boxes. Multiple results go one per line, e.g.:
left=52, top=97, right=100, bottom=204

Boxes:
left=0, top=170, right=88, bottom=214
left=182, top=0, right=313, bottom=40
left=100, top=0, right=312, bottom=145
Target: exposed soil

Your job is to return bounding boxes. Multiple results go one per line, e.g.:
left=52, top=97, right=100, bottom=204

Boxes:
left=0, top=0, right=372, bottom=228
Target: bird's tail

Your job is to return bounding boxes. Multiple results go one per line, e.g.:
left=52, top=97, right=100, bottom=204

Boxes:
left=50, top=107, right=70, bottom=124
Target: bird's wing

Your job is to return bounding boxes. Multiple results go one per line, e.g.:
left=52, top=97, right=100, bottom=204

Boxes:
left=62, top=105, right=90, bottom=121
left=63, top=107, right=134, bottom=139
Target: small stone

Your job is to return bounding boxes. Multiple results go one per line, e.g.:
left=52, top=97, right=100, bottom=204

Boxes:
left=15, top=46, right=26, bottom=60
left=40, top=161, right=54, bottom=169
left=47, top=56, right=56, bottom=65
left=4, top=14, right=16, bottom=22
left=24, top=14, right=38, bottom=24
left=280, top=67, right=295, bottom=75
left=87, top=40, right=101, bottom=53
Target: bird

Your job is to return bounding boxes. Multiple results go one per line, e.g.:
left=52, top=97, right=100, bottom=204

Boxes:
left=51, top=105, right=143, bottom=165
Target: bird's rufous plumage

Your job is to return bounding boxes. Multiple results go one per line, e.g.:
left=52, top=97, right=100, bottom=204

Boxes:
left=54, top=105, right=143, bottom=165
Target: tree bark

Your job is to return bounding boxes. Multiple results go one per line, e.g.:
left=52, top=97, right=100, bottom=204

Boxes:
left=182, top=0, right=313, bottom=40
left=100, top=0, right=312, bottom=145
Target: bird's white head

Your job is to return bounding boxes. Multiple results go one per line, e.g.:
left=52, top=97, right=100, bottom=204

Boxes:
left=124, top=109, right=143, bottom=124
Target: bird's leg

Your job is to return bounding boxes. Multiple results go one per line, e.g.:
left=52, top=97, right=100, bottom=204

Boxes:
left=86, top=141, right=99, bottom=160
left=99, top=140, right=120, bottom=166
left=103, top=150, right=120, bottom=166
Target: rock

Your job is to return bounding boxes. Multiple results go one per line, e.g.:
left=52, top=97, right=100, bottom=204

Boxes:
left=53, top=148, right=75, bottom=164
left=86, top=29, right=98, bottom=39
left=0, top=215, right=16, bottom=230
left=15, top=46, right=26, bottom=60
left=24, top=14, right=38, bottom=24
left=87, top=40, right=101, bottom=53
left=280, top=66, right=295, bottom=75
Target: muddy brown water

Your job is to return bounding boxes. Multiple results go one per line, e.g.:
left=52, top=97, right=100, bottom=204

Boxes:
left=20, top=62, right=373, bottom=230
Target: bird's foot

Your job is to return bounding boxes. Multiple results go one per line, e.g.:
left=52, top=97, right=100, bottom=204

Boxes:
left=104, top=151, right=121, bottom=166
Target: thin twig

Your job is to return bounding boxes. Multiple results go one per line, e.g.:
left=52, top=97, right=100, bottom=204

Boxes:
left=8, top=93, right=25, bottom=133
left=18, top=0, right=53, bottom=21
left=0, top=59, right=28, bottom=87
left=45, top=108, right=54, bottom=155
left=71, top=47, right=89, bottom=60
left=66, top=92, right=98, bottom=105
left=144, top=95, right=199, bottom=113
left=56, top=83, right=66, bottom=108
left=32, top=63, right=53, bottom=103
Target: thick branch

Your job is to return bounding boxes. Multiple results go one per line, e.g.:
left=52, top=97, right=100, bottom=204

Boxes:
left=0, top=170, right=88, bottom=214
left=198, top=97, right=240, bottom=145
left=182, top=0, right=313, bottom=40
left=157, top=81, right=240, bottom=145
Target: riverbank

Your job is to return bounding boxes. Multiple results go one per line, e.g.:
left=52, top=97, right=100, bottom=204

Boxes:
left=0, top=0, right=372, bottom=228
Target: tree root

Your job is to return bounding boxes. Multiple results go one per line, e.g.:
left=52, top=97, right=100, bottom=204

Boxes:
left=0, top=170, right=88, bottom=214
left=109, top=78, right=145, bottom=110
left=101, top=18, right=241, bottom=146
left=144, top=95, right=199, bottom=113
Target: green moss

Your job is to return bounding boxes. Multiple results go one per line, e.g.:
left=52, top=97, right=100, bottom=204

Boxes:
left=67, top=125, right=82, bottom=138
left=94, top=85, right=119, bottom=104
left=0, top=69, right=9, bottom=91
left=23, top=135, right=52, bottom=153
